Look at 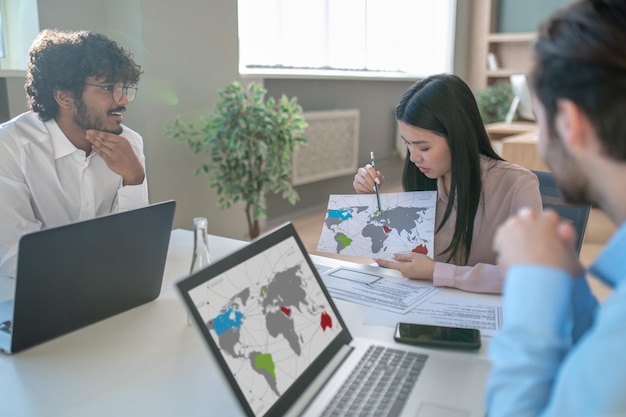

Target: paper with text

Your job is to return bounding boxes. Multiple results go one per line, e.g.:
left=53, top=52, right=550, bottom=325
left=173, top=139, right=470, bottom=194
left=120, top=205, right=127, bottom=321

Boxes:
left=364, top=292, right=503, bottom=337
left=320, top=266, right=440, bottom=314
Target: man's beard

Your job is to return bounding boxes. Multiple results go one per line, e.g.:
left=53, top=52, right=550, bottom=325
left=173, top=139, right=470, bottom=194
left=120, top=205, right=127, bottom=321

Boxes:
left=544, top=131, right=593, bottom=206
left=73, top=97, right=123, bottom=135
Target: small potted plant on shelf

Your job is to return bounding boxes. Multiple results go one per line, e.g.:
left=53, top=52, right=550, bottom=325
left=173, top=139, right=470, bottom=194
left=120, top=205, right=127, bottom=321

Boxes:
left=166, top=81, right=308, bottom=239
left=475, top=81, right=515, bottom=124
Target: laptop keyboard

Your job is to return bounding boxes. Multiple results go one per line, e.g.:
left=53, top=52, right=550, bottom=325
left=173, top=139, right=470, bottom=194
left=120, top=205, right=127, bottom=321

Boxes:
left=321, top=345, right=428, bottom=417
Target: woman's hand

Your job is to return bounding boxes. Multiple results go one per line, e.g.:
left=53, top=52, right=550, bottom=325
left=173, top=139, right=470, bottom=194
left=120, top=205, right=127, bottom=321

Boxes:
left=375, top=252, right=435, bottom=281
left=353, top=164, right=385, bottom=194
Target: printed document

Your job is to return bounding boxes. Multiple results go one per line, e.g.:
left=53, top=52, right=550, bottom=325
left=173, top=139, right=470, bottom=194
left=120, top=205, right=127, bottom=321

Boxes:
left=317, top=191, right=436, bottom=260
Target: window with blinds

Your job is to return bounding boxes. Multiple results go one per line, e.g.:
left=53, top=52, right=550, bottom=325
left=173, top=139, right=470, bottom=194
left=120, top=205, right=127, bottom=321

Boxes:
left=238, top=0, right=457, bottom=79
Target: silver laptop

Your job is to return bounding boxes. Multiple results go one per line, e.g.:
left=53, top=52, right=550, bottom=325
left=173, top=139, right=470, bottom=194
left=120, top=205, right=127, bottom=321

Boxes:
left=0, top=200, right=176, bottom=354
left=177, top=222, right=490, bottom=417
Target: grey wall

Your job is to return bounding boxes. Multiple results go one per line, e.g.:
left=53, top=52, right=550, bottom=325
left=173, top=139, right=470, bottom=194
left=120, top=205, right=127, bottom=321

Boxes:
left=0, top=80, right=8, bottom=121
left=497, top=0, right=572, bottom=33
left=135, top=0, right=242, bottom=238
left=1, top=75, right=29, bottom=118
left=263, top=78, right=413, bottom=220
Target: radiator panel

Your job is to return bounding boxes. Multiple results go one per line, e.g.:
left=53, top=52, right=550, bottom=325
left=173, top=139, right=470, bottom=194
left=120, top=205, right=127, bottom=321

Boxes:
left=292, top=109, right=360, bottom=186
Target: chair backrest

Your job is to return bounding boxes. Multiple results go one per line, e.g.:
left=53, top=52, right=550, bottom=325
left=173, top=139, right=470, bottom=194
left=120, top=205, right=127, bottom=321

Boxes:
left=533, top=170, right=591, bottom=255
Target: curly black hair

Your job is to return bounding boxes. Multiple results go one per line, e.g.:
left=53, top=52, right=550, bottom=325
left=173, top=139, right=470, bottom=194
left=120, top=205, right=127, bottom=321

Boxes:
left=25, top=29, right=143, bottom=121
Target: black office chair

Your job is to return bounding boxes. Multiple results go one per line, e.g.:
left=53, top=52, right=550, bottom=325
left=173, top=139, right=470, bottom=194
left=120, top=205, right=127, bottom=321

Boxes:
left=533, top=170, right=591, bottom=255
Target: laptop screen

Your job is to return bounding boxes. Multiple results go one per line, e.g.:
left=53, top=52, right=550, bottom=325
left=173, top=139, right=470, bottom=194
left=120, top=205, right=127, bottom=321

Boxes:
left=3, top=200, right=176, bottom=354
left=178, top=223, right=351, bottom=417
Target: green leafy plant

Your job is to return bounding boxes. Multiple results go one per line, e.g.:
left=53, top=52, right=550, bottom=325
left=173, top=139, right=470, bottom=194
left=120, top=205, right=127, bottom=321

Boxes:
left=166, top=81, right=308, bottom=239
left=475, top=81, right=516, bottom=124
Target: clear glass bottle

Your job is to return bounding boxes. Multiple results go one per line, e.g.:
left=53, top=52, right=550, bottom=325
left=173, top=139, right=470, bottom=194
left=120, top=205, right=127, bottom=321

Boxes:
left=190, top=217, right=211, bottom=274
left=188, top=217, right=211, bottom=325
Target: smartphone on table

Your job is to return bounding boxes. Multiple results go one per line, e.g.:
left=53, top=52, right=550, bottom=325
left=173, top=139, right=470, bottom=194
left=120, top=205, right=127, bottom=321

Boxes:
left=394, top=322, right=481, bottom=350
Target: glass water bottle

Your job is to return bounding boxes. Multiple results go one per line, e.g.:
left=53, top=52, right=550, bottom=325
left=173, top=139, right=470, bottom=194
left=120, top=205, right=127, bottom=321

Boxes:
left=188, top=217, right=211, bottom=325
left=190, top=217, right=211, bottom=274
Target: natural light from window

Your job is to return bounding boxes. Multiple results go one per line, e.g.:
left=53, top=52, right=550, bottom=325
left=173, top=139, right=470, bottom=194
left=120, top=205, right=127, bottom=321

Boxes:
left=238, top=0, right=457, bottom=79
left=0, top=0, right=40, bottom=71
left=0, top=4, right=5, bottom=59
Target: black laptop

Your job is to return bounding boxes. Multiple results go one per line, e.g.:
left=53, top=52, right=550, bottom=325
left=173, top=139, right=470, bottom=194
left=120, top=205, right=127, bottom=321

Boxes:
left=0, top=200, right=176, bottom=354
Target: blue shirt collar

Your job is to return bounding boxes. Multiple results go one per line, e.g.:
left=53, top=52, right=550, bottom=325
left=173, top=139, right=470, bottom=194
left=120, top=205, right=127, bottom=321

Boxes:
left=589, top=220, right=626, bottom=288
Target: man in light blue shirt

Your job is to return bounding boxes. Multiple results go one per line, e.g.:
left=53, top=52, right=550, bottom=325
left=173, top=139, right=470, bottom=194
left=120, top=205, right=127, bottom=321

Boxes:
left=486, top=0, right=626, bottom=415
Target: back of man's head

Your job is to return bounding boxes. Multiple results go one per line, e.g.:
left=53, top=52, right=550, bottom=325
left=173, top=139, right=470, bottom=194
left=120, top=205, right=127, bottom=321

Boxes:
left=531, top=0, right=626, bottom=160
left=25, top=29, right=143, bottom=122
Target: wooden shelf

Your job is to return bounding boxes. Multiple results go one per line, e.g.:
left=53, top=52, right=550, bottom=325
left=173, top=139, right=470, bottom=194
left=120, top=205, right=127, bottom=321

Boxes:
left=486, top=31, right=534, bottom=85
left=465, top=1, right=537, bottom=91
left=487, top=32, right=536, bottom=42
left=486, top=69, right=522, bottom=78
left=500, top=131, right=547, bottom=172
left=486, top=121, right=536, bottom=141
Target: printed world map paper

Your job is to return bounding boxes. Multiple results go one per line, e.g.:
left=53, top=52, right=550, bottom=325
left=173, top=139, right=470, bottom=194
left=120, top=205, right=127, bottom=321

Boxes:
left=317, top=191, right=436, bottom=260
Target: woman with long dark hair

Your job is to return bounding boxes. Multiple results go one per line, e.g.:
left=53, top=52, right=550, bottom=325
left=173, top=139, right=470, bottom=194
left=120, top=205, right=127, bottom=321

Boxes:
left=353, top=74, right=541, bottom=293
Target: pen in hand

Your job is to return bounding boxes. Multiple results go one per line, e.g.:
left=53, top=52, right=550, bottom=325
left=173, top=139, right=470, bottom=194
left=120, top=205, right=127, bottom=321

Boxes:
left=370, top=151, right=383, bottom=215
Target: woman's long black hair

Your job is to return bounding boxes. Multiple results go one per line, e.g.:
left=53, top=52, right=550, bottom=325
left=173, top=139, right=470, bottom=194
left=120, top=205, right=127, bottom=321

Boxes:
left=397, top=74, right=502, bottom=264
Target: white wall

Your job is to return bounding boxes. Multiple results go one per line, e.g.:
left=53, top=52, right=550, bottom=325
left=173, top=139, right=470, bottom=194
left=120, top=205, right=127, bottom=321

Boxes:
left=136, top=1, right=248, bottom=238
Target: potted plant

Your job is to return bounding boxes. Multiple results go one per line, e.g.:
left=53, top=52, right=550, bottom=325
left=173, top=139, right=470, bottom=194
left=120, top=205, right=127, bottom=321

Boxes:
left=475, top=81, right=516, bottom=124
left=166, top=81, right=308, bottom=239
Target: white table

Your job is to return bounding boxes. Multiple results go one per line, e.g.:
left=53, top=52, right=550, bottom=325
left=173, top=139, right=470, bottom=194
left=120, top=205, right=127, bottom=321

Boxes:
left=0, top=229, right=493, bottom=417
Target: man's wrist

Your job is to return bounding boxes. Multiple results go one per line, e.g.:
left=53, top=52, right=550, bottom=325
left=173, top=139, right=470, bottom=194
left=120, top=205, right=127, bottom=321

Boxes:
left=123, top=172, right=145, bottom=186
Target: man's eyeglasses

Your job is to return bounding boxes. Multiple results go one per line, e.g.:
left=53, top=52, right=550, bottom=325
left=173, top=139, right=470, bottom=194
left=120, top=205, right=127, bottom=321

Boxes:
left=84, top=82, right=138, bottom=103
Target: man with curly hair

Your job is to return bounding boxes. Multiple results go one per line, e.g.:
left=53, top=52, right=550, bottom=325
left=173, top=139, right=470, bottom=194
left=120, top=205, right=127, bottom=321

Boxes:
left=0, top=29, right=148, bottom=277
